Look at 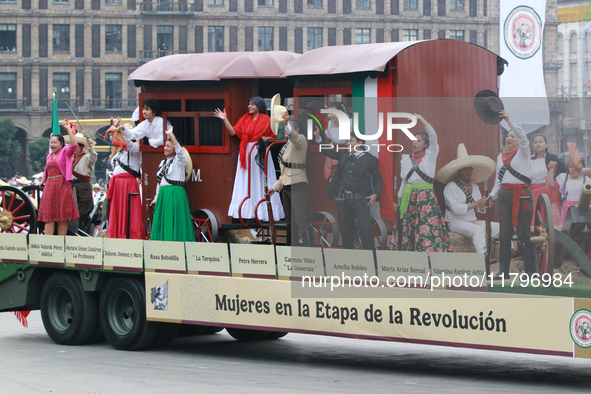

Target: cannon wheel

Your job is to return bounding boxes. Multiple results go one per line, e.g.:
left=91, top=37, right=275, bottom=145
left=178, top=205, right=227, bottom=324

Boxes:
left=533, top=194, right=555, bottom=275
left=354, top=214, right=388, bottom=250
left=192, top=209, right=218, bottom=242
left=310, top=211, right=340, bottom=248
left=0, top=185, right=37, bottom=234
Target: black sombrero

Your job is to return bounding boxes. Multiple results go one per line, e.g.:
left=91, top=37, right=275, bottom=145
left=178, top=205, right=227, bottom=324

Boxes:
left=474, top=90, right=505, bottom=125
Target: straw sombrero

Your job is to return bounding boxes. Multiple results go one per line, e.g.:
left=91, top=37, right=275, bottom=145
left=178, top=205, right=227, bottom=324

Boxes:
left=64, top=132, right=94, bottom=148
left=32, top=172, right=43, bottom=179
left=182, top=147, right=193, bottom=182
left=474, top=90, right=504, bottom=125
left=17, top=177, right=32, bottom=185
left=92, top=183, right=101, bottom=190
left=270, top=93, right=286, bottom=136
left=435, top=144, right=496, bottom=184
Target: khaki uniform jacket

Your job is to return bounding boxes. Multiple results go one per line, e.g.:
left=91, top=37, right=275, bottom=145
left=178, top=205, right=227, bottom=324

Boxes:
left=273, top=131, right=308, bottom=192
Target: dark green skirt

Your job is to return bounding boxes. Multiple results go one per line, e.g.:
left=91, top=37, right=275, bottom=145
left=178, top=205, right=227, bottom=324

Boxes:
left=150, top=185, right=194, bottom=242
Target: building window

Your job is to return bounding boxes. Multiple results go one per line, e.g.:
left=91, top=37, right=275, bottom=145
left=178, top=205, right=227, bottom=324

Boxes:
left=571, top=33, right=578, bottom=56
left=53, top=73, right=70, bottom=108
left=356, top=0, right=370, bottom=8
left=258, top=0, right=273, bottom=5
left=355, top=28, right=370, bottom=44
left=307, top=27, right=322, bottom=50
left=208, top=0, right=223, bottom=4
left=106, top=73, right=122, bottom=109
left=53, top=0, right=69, bottom=3
left=105, top=25, right=122, bottom=53
left=307, top=0, right=322, bottom=7
left=403, top=0, right=417, bottom=10
left=402, top=29, right=418, bottom=41
left=53, top=25, right=70, bottom=53
left=571, top=63, right=578, bottom=93
left=106, top=0, right=122, bottom=4
left=0, top=73, right=16, bottom=108
left=208, top=26, right=224, bottom=52
left=0, top=24, right=16, bottom=51
left=157, top=25, right=174, bottom=55
left=258, top=27, right=273, bottom=51
left=450, top=0, right=463, bottom=10
left=450, top=30, right=464, bottom=41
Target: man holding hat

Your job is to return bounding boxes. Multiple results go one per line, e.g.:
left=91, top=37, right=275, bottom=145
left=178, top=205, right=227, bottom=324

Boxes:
left=66, top=131, right=97, bottom=231
left=436, top=144, right=499, bottom=255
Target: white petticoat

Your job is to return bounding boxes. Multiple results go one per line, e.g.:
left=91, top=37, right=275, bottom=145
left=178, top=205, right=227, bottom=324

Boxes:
left=228, top=141, right=284, bottom=221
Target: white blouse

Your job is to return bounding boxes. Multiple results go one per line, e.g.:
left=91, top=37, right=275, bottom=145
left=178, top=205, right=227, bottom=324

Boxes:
left=111, top=137, right=141, bottom=176
left=556, top=173, right=586, bottom=202
left=122, top=116, right=171, bottom=149
left=490, top=123, right=531, bottom=200
left=530, top=157, right=548, bottom=184
left=325, top=119, right=350, bottom=145
left=154, top=143, right=188, bottom=202
left=398, top=124, right=438, bottom=198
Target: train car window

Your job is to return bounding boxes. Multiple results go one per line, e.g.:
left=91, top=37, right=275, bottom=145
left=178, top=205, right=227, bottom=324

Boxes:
left=158, top=99, right=182, bottom=112
left=167, top=116, right=196, bottom=146
left=186, top=99, right=224, bottom=111
left=198, top=117, right=223, bottom=146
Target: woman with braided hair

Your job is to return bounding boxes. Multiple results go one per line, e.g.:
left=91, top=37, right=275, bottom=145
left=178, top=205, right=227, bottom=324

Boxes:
left=149, top=126, right=194, bottom=242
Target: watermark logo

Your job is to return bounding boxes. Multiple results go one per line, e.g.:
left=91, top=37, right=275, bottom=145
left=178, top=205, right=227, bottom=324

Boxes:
left=570, top=309, right=591, bottom=348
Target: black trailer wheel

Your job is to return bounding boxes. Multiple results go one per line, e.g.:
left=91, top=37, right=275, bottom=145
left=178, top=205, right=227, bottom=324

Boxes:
left=267, top=331, right=288, bottom=339
left=150, top=322, right=179, bottom=349
left=225, top=327, right=271, bottom=341
left=99, top=276, right=157, bottom=351
left=40, top=272, right=98, bottom=345
left=533, top=194, right=555, bottom=275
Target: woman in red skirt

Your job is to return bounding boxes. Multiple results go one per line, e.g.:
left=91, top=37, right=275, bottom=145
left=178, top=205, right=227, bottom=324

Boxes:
left=38, top=120, right=80, bottom=235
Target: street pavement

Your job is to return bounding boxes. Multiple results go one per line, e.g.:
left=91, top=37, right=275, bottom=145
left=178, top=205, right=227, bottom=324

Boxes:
left=1, top=310, right=590, bottom=393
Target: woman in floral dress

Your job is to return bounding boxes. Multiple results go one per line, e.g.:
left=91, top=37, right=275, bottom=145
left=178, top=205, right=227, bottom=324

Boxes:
left=397, top=114, right=452, bottom=254
left=38, top=120, right=79, bottom=235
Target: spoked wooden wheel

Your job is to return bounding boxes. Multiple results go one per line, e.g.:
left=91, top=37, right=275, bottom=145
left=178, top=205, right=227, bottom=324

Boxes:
left=533, top=194, right=555, bottom=275
left=0, top=186, right=37, bottom=234
left=192, top=209, right=218, bottom=242
left=310, top=211, right=339, bottom=248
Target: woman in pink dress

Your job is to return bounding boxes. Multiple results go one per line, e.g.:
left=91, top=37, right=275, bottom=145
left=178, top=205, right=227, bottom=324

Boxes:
left=38, top=120, right=80, bottom=235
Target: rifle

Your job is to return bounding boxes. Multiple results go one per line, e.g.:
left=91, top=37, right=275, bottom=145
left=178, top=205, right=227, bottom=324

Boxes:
left=144, top=173, right=154, bottom=238
left=484, top=177, right=492, bottom=276
left=263, top=177, right=278, bottom=263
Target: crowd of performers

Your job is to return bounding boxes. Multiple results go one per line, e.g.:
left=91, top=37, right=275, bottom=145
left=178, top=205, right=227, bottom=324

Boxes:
left=34, top=93, right=591, bottom=277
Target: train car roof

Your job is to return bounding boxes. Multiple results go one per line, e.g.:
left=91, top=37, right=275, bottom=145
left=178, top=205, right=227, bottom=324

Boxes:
left=129, top=51, right=300, bottom=82
left=282, top=40, right=507, bottom=77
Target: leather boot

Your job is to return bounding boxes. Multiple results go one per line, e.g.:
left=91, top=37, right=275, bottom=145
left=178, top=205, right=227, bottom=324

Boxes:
left=493, top=239, right=512, bottom=280
left=286, top=229, right=292, bottom=246
left=301, top=228, right=312, bottom=247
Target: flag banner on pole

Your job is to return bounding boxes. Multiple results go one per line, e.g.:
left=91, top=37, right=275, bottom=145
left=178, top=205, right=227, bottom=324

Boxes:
left=51, top=96, right=60, bottom=135
left=499, top=0, right=549, bottom=133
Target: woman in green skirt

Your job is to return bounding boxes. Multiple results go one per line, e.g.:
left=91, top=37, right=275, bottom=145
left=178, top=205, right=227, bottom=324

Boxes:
left=150, top=126, right=194, bottom=242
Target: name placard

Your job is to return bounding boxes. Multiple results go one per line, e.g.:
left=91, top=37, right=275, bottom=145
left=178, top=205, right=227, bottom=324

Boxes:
left=104, top=238, right=143, bottom=272
left=65, top=236, right=103, bottom=269
left=229, top=243, right=276, bottom=278
left=29, top=234, right=65, bottom=267
left=276, top=246, right=325, bottom=280
left=429, top=252, right=487, bottom=291
left=144, top=240, right=186, bottom=274
left=375, top=250, right=430, bottom=288
left=186, top=242, right=230, bottom=276
left=0, top=233, right=28, bottom=264
left=323, top=249, right=375, bottom=281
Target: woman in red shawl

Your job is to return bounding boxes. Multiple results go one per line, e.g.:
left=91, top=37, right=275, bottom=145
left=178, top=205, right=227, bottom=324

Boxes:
left=214, top=97, right=284, bottom=221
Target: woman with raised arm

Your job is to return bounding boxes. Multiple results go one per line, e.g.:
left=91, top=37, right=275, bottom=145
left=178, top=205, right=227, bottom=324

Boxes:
left=397, top=114, right=452, bottom=254
left=150, top=126, right=194, bottom=242
left=489, top=110, right=533, bottom=279
left=214, top=97, right=283, bottom=222
left=38, top=120, right=80, bottom=236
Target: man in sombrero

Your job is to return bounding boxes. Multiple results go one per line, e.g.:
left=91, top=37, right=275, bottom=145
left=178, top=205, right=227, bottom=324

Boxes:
left=435, top=144, right=499, bottom=255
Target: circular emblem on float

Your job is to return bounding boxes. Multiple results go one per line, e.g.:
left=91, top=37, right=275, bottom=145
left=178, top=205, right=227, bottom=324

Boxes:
left=503, top=6, right=542, bottom=59
left=570, top=309, right=591, bottom=348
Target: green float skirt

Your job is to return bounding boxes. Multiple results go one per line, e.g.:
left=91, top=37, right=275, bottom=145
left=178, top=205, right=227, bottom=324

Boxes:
left=150, top=185, right=194, bottom=242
